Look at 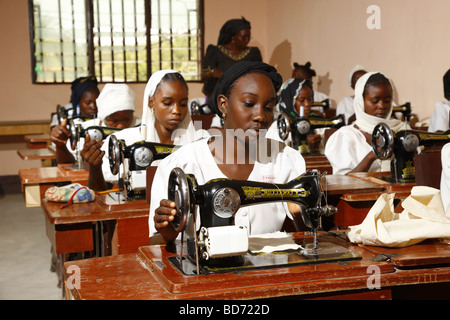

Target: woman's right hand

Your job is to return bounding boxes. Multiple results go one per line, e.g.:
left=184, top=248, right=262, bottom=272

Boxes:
left=154, top=199, right=177, bottom=231
left=50, top=119, right=70, bottom=146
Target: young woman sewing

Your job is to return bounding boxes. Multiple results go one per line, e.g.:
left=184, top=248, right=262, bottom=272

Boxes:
left=149, top=61, right=307, bottom=244
left=82, top=70, right=201, bottom=191
left=50, top=76, right=100, bottom=164
left=324, top=72, right=409, bottom=175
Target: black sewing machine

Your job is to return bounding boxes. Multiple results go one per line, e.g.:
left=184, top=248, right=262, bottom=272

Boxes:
left=312, top=99, right=330, bottom=111
left=165, top=167, right=360, bottom=275
left=190, top=100, right=213, bottom=115
left=372, top=123, right=450, bottom=182
left=108, top=135, right=178, bottom=200
left=391, top=102, right=412, bottom=122
left=277, top=112, right=345, bottom=154
left=56, top=104, right=92, bottom=125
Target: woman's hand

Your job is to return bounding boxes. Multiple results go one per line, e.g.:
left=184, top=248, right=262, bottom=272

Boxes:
left=80, top=134, right=104, bottom=167
left=50, top=119, right=70, bottom=146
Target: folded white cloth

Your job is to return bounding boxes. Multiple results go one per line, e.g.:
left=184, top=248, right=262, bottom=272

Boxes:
left=347, top=186, right=450, bottom=248
left=248, top=231, right=302, bottom=254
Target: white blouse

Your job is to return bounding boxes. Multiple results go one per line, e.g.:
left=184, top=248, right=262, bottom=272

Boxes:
left=148, top=137, right=306, bottom=237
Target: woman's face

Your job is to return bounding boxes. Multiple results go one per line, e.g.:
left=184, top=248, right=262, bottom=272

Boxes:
left=294, top=86, right=313, bottom=117
left=150, top=80, right=188, bottom=133
left=232, top=28, right=251, bottom=50
left=219, top=72, right=277, bottom=141
left=79, top=88, right=99, bottom=118
left=363, top=83, right=393, bottom=119
left=104, top=110, right=134, bottom=129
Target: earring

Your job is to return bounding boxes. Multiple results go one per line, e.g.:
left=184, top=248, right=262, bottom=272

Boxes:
left=150, top=108, right=154, bottom=114
left=222, top=113, right=227, bottom=119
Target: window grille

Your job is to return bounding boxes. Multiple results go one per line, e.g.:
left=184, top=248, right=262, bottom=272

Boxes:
left=28, top=0, right=204, bottom=83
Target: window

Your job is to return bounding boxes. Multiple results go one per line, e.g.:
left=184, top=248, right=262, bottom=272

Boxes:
left=28, top=0, right=204, bottom=83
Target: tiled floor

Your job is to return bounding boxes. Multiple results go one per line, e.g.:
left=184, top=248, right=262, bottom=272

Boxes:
left=0, top=192, right=61, bottom=300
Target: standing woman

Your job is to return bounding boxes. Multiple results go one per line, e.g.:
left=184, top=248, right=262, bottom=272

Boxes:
left=149, top=61, right=307, bottom=244
left=83, top=70, right=201, bottom=191
left=325, top=72, right=409, bottom=175
left=202, top=17, right=262, bottom=83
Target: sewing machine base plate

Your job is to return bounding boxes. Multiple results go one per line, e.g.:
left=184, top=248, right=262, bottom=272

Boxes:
left=167, top=241, right=361, bottom=276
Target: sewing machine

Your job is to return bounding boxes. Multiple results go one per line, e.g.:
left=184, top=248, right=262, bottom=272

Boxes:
left=56, top=104, right=92, bottom=125
left=166, top=167, right=360, bottom=275
left=277, top=112, right=345, bottom=154
left=68, top=121, right=122, bottom=170
left=391, top=102, right=412, bottom=122
left=372, top=123, right=450, bottom=182
left=190, top=100, right=213, bottom=115
left=312, top=99, right=330, bottom=111
left=108, top=135, right=178, bottom=200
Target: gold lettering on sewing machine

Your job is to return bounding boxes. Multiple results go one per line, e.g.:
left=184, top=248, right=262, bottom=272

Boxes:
left=242, top=186, right=310, bottom=200
left=155, top=146, right=176, bottom=155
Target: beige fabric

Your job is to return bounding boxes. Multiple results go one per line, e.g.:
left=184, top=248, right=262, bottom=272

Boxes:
left=347, top=186, right=450, bottom=247
left=248, top=231, right=302, bottom=253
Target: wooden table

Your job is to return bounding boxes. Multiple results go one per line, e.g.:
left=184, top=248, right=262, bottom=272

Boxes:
left=24, top=134, right=50, bottom=149
left=325, top=172, right=416, bottom=228
left=19, top=164, right=88, bottom=207
left=62, top=232, right=450, bottom=301
left=42, top=193, right=150, bottom=295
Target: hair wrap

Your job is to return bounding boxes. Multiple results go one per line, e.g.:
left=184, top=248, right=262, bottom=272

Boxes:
left=278, top=78, right=313, bottom=115
left=209, top=61, right=282, bottom=118
left=96, top=84, right=136, bottom=123
left=70, top=75, right=98, bottom=108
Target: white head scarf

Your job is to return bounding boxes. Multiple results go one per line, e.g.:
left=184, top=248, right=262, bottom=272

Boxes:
left=96, top=83, right=136, bottom=123
left=140, top=70, right=196, bottom=143
left=347, top=65, right=366, bottom=86
left=353, top=71, right=409, bottom=134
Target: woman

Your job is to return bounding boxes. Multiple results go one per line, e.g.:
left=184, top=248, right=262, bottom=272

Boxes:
left=149, top=61, right=307, bottom=244
left=201, top=17, right=262, bottom=82
left=83, top=70, right=201, bottom=191
left=441, top=143, right=450, bottom=216
left=50, top=76, right=100, bottom=163
left=428, top=69, right=450, bottom=133
left=267, top=77, right=322, bottom=149
left=324, top=72, right=409, bottom=175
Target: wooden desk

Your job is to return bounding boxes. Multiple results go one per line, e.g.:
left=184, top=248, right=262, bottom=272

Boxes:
left=19, top=164, right=88, bottom=207
left=24, top=134, right=51, bottom=149
left=326, top=172, right=416, bottom=228
left=62, top=232, right=450, bottom=300
left=42, top=193, right=150, bottom=295
left=304, top=154, right=332, bottom=174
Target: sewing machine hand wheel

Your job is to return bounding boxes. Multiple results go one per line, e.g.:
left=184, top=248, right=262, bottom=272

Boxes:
left=372, top=123, right=394, bottom=160
left=168, top=167, right=192, bottom=233
left=69, top=120, right=80, bottom=151
left=108, top=135, right=122, bottom=175
left=277, top=114, right=290, bottom=141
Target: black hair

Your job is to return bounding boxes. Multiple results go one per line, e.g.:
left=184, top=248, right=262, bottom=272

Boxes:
left=363, top=72, right=392, bottom=98
left=154, top=72, right=188, bottom=95
left=293, top=61, right=316, bottom=78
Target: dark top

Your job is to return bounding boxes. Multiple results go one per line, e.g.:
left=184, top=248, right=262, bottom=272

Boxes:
left=202, top=44, right=262, bottom=74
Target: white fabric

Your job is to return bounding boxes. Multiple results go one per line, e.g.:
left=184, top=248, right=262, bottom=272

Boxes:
left=441, top=143, right=450, bottom=217
left=347, top=65, right=366, bottom=86
left=248, top=231, right=302, bottom=253
left=336, top=95, right=355, bottom=124
left=347, top=187, right=450, bottom=247
left=140, top=69, right=197, bottom=142
left=428, top=101, right=450, bottom=132
left=353, top=71, right=408, bottom=134
left=96, top=84, right=136, bottom=123
left=324, top=125, right=390, bottom=175
left=148, top=137, right=306, bottom=237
